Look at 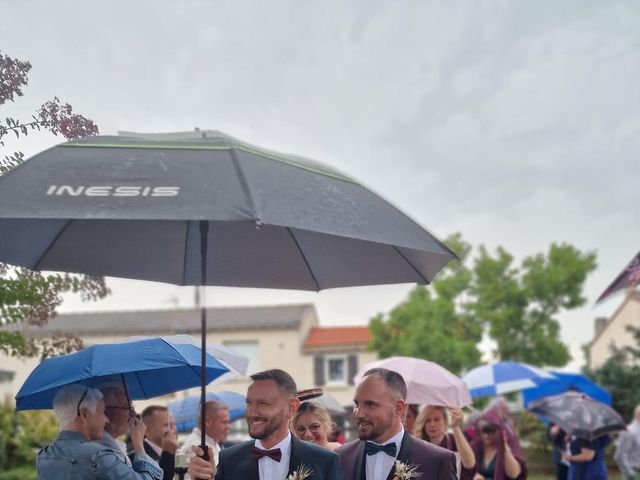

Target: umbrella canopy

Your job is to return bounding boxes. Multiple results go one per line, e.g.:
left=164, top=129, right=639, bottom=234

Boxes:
left=0, top=130, right=456, bottom=446
left=354, top=356, right=472, bottom=407
left=296, top=388, right=345, bottom=415
left=126, top=334, right=249, bottom=386
left=528, top=392, right=625, bottom=440
left=0, top=131, right=456, bottom=289
left=16, top=336, right=229, bottom=410
left=462, top=361, right=558, bottom=398
left=522, top=371, right=611, bottom=408
left=310, top=393, right=346, bottom=416
left=167, top=391, right=246, bottom=433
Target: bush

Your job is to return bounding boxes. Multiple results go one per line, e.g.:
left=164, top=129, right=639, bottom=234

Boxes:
left=0, top=465, right=37, bottom=480
left=0, top=399, right=57, bottom=471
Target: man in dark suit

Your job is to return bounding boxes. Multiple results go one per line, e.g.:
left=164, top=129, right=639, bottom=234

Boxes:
left=336, top=368, right=457, bottom=480
left=135, top=405, right=177, bottom=480
left=189, top=369, right=340, bottom=480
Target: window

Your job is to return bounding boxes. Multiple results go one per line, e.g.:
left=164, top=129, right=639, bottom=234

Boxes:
left=325, top=355, right=347, bottom=385
left=223, top=341, right=259, bottom=375
left=314, top=354, right=358, bottom=386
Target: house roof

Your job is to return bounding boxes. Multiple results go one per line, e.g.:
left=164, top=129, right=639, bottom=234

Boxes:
left=303, top=326, right=371, bottom=349
left=15, top=303, right=316, bottom=337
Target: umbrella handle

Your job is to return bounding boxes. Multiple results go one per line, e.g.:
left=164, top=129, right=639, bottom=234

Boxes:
left=196, top=442, right=210, bottom=480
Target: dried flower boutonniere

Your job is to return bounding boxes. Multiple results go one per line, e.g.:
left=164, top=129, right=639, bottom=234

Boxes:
left=287, top=464, right=313, bottom=480
left=392, top=459, right=422, bottom=480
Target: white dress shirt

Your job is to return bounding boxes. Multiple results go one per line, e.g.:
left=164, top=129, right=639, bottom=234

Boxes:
left=255, top=432, right=292, bottom=480
left=365, top=427, right=404, bottom=480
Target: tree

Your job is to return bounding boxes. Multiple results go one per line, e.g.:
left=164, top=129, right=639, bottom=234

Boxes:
left=0, top=51, right=108, bottom=358
left=369, top=236, right=597, bottom=371
left=471, top=243, right=597, bottom=365
left=368, top=234, right=484, bottom=373
left=585, top=325, right=640, bottom=421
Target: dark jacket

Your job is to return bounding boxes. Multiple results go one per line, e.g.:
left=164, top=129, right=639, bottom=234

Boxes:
left=336, top=431, right=457, bottom=480
left=127, top=440, right=174, bottom=480
left=214, top=435, right=341, bottom=480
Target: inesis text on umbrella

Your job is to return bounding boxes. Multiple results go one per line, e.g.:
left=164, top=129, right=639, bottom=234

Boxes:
left=46, top=185, right=180, bottom=197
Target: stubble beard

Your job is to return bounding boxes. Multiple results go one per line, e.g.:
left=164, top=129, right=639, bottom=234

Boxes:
left=248, top=411, right=284, bottom=441
left=357, top=417, right=393, bottom=442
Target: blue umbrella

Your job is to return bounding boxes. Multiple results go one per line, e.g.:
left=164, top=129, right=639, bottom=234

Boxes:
left=168, top=391, right=246, bottom=432
left=523, top=371, right=611, bottom=408
left=16, top=336, right=230, bottom=410
left=462, top=361, right=558, bottom=398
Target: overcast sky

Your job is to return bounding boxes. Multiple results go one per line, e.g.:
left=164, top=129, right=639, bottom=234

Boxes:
left=2, top=1, right=639, bottom=370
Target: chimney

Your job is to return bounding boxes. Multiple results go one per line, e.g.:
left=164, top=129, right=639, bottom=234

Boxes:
left=594, top=317, right=608, bottom=336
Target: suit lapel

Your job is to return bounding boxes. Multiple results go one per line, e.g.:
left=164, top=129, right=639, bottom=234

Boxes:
left=288, top=436, right=303, bottom=478
left=386, top=432, right=412, bottom=480
left=239, top=442, right=259, bottom=480
left=354, top=441, right=366, bottom=480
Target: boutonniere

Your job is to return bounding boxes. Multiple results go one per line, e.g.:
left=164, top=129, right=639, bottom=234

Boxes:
left=392, top=459, right=422, bottom=480
left=287, top=464, right=313, bottom=480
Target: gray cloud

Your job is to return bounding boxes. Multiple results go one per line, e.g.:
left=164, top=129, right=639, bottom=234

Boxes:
left=2, top=0, right=639, bottom=369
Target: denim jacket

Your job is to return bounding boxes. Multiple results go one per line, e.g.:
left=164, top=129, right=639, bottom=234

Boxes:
left=37, top=431, right=163, bottom=480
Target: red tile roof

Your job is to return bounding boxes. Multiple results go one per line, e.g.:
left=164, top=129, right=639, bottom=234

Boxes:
left=304, top=326, right=371, bottom=348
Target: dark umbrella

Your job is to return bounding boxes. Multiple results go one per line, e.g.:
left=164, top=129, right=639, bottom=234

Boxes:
left=528, top=391, right=625, bottom=440
left=0, top=130, right=457, bottom=453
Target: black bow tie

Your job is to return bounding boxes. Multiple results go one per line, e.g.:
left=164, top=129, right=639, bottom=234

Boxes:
left=251, top=446, right=282, bottom=462
left=365, top=441, right=397, bottom=457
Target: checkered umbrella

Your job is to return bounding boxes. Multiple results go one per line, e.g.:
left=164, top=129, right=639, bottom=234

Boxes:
left=462, top=361, right=558, bottom=398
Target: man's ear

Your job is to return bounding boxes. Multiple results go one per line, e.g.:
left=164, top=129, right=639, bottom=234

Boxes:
left=395, top=399, right=406, bottom=418
left=288, top=397, right=301, bottom=418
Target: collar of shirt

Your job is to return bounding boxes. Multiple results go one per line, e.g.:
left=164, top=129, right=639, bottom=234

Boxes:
left=365, top=427, right=404, bottom=480
left=254, top=432, right=292, bottom=480
left=59, top=430, right=90, bottom=442
left=145, top=438, right=163, bottom=458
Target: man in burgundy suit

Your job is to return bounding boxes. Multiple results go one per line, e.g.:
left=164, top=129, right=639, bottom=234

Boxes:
left=336, top=368, right=457, bottom=480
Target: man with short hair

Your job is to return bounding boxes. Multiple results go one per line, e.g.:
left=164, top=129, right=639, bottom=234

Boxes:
left=212, top=369, right=340, bottom=479
left=37, top=384, right=162, bottom=479
left=138, top=405, right=178, bottom=480
left=178, top=400, right=230, bottom=477
left=336, top=368, right=457, bottom=480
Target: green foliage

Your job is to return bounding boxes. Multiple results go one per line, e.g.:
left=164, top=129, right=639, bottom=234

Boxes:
left=0, top=399, right=57, bottom=472
left=368, top=234, right=484, bottom=374
left=369, top=235, right=597, bottom=370
left=518, top=411, right=551, bottom=452
left=0, top=51, right=108, bottom=358
left=471, top=243, right=596, bottom=365
left=0, top=466, right=37, bottom=480
left=585, top=325, right=640, bottom=421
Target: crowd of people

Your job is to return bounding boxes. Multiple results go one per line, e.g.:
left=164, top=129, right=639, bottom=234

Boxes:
left=35, top=368, right=633, bottom=480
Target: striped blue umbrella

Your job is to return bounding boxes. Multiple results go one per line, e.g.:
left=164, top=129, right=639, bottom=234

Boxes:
left=523, top=371, right=611, bottom=408
left=462, top=361, right=558, bottom=398
left=168, top=391, right=245, bottom=432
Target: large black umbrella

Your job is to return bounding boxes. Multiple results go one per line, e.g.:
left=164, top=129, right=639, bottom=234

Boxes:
left=0, top=130, right=457, bottom=451
left=528, top=391, right=625, bottom=440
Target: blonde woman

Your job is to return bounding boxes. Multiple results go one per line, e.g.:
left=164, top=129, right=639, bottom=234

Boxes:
left=413, top=405, right=476, bottom=480
left=291, top=401, right=341, bottom=451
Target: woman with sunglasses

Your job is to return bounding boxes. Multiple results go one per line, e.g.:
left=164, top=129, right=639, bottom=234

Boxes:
left=471, top=410, right=526, bottom=480
left=413, top=405, right=476, bottom=480
left=291, top=401, right=341, bottom=451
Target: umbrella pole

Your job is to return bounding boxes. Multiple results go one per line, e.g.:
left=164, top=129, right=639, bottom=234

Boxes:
left=199, top=220, right=210, bottom=463
left=119, top=373, right=134, bottom=418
